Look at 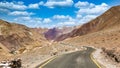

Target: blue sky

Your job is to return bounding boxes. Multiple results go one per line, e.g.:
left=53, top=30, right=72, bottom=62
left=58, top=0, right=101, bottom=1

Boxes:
left=0, top=0, right=120, bottom=28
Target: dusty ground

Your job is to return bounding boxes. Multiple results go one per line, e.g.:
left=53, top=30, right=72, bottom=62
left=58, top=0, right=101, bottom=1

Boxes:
left=93, top=48, right=120, bottom=68
left=0, top=41, right=83, bottom=68
left=0, top=41, right=119, bottom=68
left=0, top=23, right=120, bottom=68
left=60, top=24, right=120, bottom=68
left=20, top=42, right=84, bottom=68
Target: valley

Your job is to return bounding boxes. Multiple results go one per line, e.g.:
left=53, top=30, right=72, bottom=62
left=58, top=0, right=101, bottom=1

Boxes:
left=0, top=5, right=120, bottom=68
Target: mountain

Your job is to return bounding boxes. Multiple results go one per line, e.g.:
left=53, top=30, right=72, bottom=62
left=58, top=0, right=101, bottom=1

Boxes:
left=55, top=6, right=120, bottom=41
left=31, top=27, right=48, bottom=35
left=60, top=6, right=120, bottom=63
left=44, top=28, right=61, bottom=40
left=0, top=19, right=47, bottom=54
left=44, top=27, right=75, bottom=41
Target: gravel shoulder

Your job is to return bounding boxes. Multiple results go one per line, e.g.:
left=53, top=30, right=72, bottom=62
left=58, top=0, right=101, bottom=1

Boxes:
left=93, top=48, right=120, bottom=68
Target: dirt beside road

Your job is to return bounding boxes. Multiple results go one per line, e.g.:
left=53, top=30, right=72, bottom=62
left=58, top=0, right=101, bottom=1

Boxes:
left=93, top=48, right=120, bottom=68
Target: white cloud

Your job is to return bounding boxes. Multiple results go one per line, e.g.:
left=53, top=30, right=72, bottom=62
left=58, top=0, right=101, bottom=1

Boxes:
left=14, top=17, right=42, bottom=23
left=32, top=2, right=108, bottom=28
left=59, top=21, right=75, bottom=25
left=77, top=15, right=98, bottom=24
left=28, top=3, right=39, bottom=9
left=53, top=15, right=71, bottom=20
left=0, top=1, right=27, bottom=10
left=14, top=16, right=43, bottom=27
left=28, top=1, right=44, bottom=9
left=75, top=1, right=89, bottom=8
left=76, top=14, right=82, bottom=19
left=9, top=11, right=34, bottom=16
left=44, top=0, right=74, bottom=8
left=14, top=17, right=31, bottom=21
left=43, top=18, right=52, bottom=23
left=52, top=14, right=76, bottom=26
left=76, top=3, right=109, bottom=15
left=75, top=2, right=109, bottom=25
left=0, top=1, right=110, bottom=28
left=50, top=14, right=98, bottom=27
left=53, top=15, right=75, bottom=24
left=0, top=8, right=10, bottom=13
left=28, top=1, right=45, bottom=9
left=0, top=1, right=44, bottom=11
left=39, top=1, right=44, bottom=5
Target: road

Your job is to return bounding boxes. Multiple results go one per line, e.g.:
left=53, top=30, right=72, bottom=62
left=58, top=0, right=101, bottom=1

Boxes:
left=37, top=47, right=100, bottom=68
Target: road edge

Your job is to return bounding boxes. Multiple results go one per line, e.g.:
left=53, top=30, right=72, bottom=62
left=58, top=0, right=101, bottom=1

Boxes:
left=38, top=56, right=57, bottom=68
left=37, top=47, right=102, bottom=68
left=90, top=50, right=102, bottom=68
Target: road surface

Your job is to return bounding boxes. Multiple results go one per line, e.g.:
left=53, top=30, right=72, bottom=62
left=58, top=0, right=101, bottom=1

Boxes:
left=37, top=47, right=100, bottom=68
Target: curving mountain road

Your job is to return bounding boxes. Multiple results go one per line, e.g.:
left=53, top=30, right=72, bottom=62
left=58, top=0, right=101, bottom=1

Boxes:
left=37, top=47, right=100, bottom=68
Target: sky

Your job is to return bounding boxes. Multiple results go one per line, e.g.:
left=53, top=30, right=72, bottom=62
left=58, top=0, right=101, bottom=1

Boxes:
left=0, top=0, right=120, bottom=28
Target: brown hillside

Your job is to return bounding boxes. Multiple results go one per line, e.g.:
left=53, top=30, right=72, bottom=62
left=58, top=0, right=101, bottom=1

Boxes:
left=60, top=6, right=120, bottom=64
left=55, top=6, right=120, bottom=41
left=0, top=19, right=48, bottom=54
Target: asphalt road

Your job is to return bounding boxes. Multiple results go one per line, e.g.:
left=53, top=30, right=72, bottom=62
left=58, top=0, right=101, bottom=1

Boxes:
left=37, top=47, right=100, bottom=68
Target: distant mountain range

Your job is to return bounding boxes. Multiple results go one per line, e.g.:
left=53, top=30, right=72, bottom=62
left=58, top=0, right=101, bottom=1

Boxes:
left=0, top=6, right=120, bottom=54
left=46, top=6, right=120, bottom=41
left=44, top=27, right=75, bottom=41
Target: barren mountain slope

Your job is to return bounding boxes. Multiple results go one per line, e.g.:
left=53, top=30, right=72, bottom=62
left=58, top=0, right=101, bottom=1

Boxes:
left=0, top=19, right=48, bottom=55
left=44, top=27, right=75, bottom=40
left=55, top=6, right=120, bottom=41
left=61, top=21, right=120, bottom=64
left=60, top=6, right=120, bottom=65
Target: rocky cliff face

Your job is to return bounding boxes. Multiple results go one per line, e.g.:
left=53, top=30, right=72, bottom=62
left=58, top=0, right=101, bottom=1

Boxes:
left=44, top=28, right=64, bottom=40
left=0, top=19, right=47, bottom=53
left=44, top=27, right=75, bottom=41
left=55, top=6, right=120, bottom=41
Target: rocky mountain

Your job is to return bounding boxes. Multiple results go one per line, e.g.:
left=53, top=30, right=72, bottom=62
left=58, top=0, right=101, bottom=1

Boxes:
left=60, top=6, right=120, bottom=64
left=31, top=27, right=48, bottom=35
left=44, top=27, right=75, bottom=41
left=55, top=6, right=120, bottom=41
left=0, top=19, right=47, bottom=54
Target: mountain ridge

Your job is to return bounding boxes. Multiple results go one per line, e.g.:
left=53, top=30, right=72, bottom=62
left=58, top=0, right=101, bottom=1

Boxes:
left=54, top=6, right=120, bottom=41
left=0, top=19, right=48, bottom=54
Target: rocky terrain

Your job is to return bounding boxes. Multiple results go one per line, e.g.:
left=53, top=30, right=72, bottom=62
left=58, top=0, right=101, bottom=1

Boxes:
left=44, top=27, right=75, bottom=41
left=0, top=19, right=48, bottom=61
left=59, top=6, right=120, bottom=67
left=0, top=5, right=120, bottom=68
left=43, top=6, right=120, bottom=68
